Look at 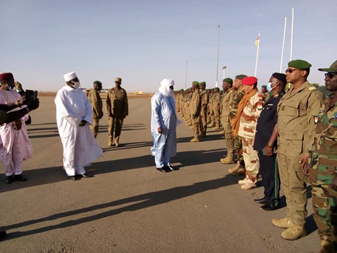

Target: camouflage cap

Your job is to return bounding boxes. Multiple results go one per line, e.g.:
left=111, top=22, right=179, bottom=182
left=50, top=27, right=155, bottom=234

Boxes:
left=288, top=59, right=312, bottom=70
left=318, top=60, right=337, bottom=73
left=115, top=77, right=122, bottom=83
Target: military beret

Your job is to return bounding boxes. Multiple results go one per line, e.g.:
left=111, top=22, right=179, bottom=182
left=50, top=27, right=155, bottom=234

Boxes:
left=115, top=77, right=122, bottom=83
left=288, top=59, right=312, bottom=70
left=93, top=80, right=102, bottom=85
left=272, top=72, right=287, bottom=84
left=0, top=110, right=8, bottom=125
left=223, top=78, right=233, bottom=84
left=242, top=76, right=258, bottom=86
left=235, top=74, right=247, bottom=80
left=192, top=81, right=199, bottom=85
left=0, top=73, right=14, bottom=81
left=261, top=85, right=267, bottom=88
left=200, top=82, right=206, bottom=86
left=318, top=60, right=337, bottom=73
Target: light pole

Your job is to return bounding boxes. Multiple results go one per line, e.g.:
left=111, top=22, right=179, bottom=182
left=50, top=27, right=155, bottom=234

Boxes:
left=222, top=66, right=227, bottom=80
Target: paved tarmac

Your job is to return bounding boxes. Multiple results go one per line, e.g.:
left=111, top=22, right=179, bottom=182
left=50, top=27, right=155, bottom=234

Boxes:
left=0, top=96, right=318, bottom=253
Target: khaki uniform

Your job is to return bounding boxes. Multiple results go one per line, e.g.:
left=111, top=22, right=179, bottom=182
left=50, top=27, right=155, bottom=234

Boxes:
left=106, top=87, right=128, bottom=146
left=190, top=89, right=201, bottom=138
left=277, top=81, right=323, bottom=226
left=220, top=89, right=234, bottom=158
left=212, top=92, right=221, bottom=128
left=238, top=91, right=263, bottom=185
left=200, top=90, right=209, bottom=136
left=88, top=89, right=103, bottom=138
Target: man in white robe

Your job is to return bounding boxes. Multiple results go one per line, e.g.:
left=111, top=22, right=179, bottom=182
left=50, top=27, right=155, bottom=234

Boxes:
left=151, top=78, right=178, bottom=172
left=0, top=72, right=32, bottom=184
left=55, top=71, right=103, bottom=180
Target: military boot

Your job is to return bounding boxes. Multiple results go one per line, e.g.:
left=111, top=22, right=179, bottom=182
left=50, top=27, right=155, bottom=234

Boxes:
left=318, top=239, right=336, bottom=253
left=271, top=217, right=294, bottom=229
left=233, top=167, right=245, bottom=175
left=190, top=137, right=200, bottom=142
left=220, top=155, right=235, bottom=164
left=115, top=137, right=120, bottom=147
left=241, top=179, right=257, bottom=190
left=213, top=125, right=220, bottom=130
left=228, top=162, right=244, bottom=174
left=281, top=225, right=306, bottom=240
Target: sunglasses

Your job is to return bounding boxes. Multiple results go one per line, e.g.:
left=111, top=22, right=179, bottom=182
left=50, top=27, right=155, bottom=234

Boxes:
left=325, top=72, right=337, bottom=79
left=285, top=68, right=297, bottom=73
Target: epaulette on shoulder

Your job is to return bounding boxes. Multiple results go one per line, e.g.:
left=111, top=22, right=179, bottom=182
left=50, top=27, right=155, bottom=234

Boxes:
left=308, top=86, right=317, bottom=91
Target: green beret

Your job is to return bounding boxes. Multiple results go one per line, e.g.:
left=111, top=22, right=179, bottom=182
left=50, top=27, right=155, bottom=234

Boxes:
left=93, top=80, right=102, bottom=85
left=288, top=59, right=312, bottom=70
left=192, top=81, right=199, bottom=85
left=223, top=78, right=233, bottom=84
left=200, top=82, right=206, bottom=86
left=235, top=74, right=247, bottom=80
left=261, top=85, right=267, bottom=88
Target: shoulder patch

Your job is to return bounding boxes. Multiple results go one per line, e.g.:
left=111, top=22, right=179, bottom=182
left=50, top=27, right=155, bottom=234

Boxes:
left=308, top=86, right=317, bottom=91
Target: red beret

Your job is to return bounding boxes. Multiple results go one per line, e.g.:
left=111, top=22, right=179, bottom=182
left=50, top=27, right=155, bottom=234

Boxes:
left=0, top=73, right=14, bottom=81
left=242, top=76, right=258, bottom=86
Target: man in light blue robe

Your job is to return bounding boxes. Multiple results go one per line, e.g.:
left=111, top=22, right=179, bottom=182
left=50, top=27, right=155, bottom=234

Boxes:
left=151, top=78, right=178, bottom=172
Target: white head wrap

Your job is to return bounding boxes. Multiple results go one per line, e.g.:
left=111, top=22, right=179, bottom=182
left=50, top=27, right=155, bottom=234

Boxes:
left=63, top=71, right=77, bottom=82
left=159, top=78, right=174, bottom=97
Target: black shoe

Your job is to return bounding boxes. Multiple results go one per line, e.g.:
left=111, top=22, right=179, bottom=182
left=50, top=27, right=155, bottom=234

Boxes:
left=81, top=173, right=93, bottom=178
left=156, top=167, right=171, bottom=173
left=5, top=176, right=13, bottom=184
left=14, top=174, right=26, bottom=181
left=254, top=197, right=267, bottom=204
left=260, top=202, right=279, bottom=211
left=0, top=231, right=7, bottom=240
left=167, top=165, right=179, bottom=171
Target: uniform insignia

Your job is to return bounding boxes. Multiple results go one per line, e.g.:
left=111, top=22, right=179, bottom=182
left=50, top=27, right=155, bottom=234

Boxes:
left=308, top=86, right=317, bottom=91
left=313, top=116, right=319, bottom=124
left=274, top=93, right=279, bottom=98
left=257, top=103, right=263, bottom=111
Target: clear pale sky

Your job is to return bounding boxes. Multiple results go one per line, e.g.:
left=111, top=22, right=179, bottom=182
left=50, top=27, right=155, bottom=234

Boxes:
left=2, top=0, right=336, bottom=92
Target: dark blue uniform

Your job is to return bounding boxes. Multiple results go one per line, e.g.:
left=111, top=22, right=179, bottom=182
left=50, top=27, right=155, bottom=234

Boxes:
left=254, top=91, right=284, bottom=205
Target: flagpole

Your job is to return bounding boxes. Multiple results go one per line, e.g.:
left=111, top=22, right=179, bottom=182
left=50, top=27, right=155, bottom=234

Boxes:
left=280, top=17, right=287, bottom=72
left=184, top=61, right=188, bottom=89
left=215, top=24, right=220, bottom=88
left=222, top=66, right=227, bottom=80
left=254, top=34, right=260, bottom=77
left=290, top=8, right=294, bottom=61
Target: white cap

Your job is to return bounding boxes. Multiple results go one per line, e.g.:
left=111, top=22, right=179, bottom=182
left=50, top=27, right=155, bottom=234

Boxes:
left=63, top=71, right=77, bottom=82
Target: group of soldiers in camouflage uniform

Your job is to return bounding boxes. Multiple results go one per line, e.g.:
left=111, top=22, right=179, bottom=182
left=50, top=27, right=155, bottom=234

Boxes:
left=175, top=59, right=337, bottom=253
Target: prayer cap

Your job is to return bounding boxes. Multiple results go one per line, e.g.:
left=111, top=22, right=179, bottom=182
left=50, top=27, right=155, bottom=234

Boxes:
left=0, top=73, right=14, bottom=81
left=242, top=76, right=258, bottom=86
left=200, top=82, right=206, bottom=86
left=223, top=78, right=233, bottom=84
left=235, top=74, right=247, bottom=80
left=318, top=60, right=337, bottom=73
left=192, top=81, right=199, bottom=85
left=272, top=73, right=287, bottom=84
left=115, top=77, right=122, bottom=83
left=64, top=71, right=77, bottom=82
left=288, top=59, right=312, bottom=70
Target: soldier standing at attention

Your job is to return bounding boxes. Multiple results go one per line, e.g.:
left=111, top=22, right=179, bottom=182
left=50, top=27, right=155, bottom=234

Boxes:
left=88, top=81, right=103, bottom=138
left=304, top=60, right=337, bottom=253
left=106, top=77, right=128, bottom=147
left=253, top=73, right=286, bottom=210
left=212, top=88, right=221, bottom=130
left=228, top=74, right=247, bottom=175
left=220, top=78, right=235, bottom=164
left=272, top=60, right=323, bottom=240
left=190, top=81, right=201, bottom=142
left=261, top=85, right=270, bottom=102
left=199, top=82, right=209, bottom=138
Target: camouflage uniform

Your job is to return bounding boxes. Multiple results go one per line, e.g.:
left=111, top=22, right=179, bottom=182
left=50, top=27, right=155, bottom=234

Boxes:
left=190, top=89, right=201, bottom=140
left=262, top=91, right=270, bottom=103
left=212, top=92, right=221, bottom=129
left=106, top=87, right=128, bottom=146
left=200, top=90, right=209, bottom=136
left=309, top=94, right=337, bottom=246
left=229, top=88, right=245, bottom=163
left=238, top=91, right=263, bottom=189
left=277, top=82, right=323, bottom=227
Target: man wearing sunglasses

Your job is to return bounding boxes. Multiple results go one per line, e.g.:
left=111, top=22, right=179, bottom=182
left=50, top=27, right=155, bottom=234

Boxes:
left=272, top=60, right=323, bottom=240
left=303, top=60, right=337, bottom=252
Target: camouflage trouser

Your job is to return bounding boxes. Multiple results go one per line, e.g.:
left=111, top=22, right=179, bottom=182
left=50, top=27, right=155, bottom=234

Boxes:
left=212, top=106, right=220, bottom=127
left=200, top=108, right=207, bottom=135
left=277, top=152, right=309, bottom=226
left=90, top=118, right=99, bottom=138
left=241, top=137, right=259, bottom=182
left=191, top=114, right=201, bottom=138
left=309, top=156, right=337, bottom=243
left=108, top=117, right=123, bottom=145
left=221, top=118, right=234, bottom=157
left=234, top=135, right=244, bottom=163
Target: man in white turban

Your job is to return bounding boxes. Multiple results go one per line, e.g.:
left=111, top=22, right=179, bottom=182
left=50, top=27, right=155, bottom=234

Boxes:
left=55, top=71, right=103, bottom=180
left=151, top=78, right=178, bottom=172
